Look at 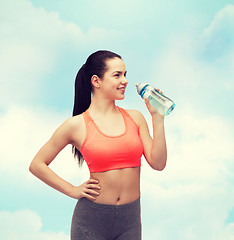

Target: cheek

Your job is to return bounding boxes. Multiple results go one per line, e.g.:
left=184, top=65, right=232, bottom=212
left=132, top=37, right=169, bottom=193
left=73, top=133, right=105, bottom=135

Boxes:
left=101, top=78, right=118, bottom=93
left=102, top=84, right=116, bottom=97
left=106, top=82, right=118, bottom=90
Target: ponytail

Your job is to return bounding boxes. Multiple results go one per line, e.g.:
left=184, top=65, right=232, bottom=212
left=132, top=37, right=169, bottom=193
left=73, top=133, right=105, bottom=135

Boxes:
left=72, top=64, right=92, bottom=167
left=72, top=50, right=122, bottom=167
left=73, top=64, right=92, bottom=116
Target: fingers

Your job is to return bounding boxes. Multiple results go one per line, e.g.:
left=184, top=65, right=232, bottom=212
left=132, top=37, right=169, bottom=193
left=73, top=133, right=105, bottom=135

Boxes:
left=144, top=97, right=163, bottom=116
left=87, top=179, right=99, bottom=184
left=85, top=188, right=100, bottom=196
left=144, top=98, right=151, bottom=110
left=144, top=98, right=150, bottom=105
left=87, top=184, right=101, bottom=190
left=82, top=193, right=97, bottom=201
left=86, top=179, right=101, bottom=190
left=156, top=88, right=164, bottom=95
left=83, top=178, right=101, bottom=200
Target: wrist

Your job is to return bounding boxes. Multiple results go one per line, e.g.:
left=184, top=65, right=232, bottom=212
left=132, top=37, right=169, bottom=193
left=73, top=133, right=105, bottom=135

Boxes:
left=151, top=112, right=165, bottom=121
left=65, top=184, right=76, bottom=198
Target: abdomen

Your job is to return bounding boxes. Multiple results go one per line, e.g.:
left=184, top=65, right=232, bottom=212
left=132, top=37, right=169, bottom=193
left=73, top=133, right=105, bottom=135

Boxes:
left=90, top=167, right=141, bottom=205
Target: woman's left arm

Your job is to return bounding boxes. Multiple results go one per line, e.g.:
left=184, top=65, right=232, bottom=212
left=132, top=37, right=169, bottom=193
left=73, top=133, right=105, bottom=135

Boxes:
left=135, top=98, right=167, bottom=171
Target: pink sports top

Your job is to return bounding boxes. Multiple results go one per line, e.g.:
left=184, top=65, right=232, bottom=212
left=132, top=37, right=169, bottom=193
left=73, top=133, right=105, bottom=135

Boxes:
left=80, top=107, right=144, bottom=173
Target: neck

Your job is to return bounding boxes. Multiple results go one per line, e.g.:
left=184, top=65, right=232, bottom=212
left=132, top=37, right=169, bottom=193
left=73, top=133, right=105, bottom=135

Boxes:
left=88, top=94, right=117, bottom=115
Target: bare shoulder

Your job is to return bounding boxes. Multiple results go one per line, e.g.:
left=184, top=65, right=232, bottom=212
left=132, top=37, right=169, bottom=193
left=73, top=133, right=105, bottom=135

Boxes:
left=125, top=109, right=146, bottom=127
left=64, top=114, right=84, bottom=129
left=62, top=114, right=85, bottom=136
left=53, top=114, right=85, bottom=142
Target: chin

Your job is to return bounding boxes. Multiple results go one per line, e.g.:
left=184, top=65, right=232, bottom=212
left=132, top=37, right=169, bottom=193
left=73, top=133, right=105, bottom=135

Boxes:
left=116, top=95, right=125, bottom=100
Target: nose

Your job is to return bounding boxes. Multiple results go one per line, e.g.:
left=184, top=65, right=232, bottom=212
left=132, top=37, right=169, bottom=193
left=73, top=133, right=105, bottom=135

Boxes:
left=121, top=76, right=128, bottom=85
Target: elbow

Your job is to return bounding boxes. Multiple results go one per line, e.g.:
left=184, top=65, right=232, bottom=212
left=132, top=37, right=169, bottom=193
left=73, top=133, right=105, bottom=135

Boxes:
left=29, top=160, right=39, bottom=175
left=150, top=157, right=167, bottom=171
left=29, top=159, right=48, bottom=176
left=154, top=164, right=166, bottom=171
left=152, top=163, right=166, bottom=171
left=29, top=161, right=35, bottom=174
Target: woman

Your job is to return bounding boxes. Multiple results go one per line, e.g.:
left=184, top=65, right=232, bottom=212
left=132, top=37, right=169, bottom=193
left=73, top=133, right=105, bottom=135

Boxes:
left=29, top=50, right=167, bottom=240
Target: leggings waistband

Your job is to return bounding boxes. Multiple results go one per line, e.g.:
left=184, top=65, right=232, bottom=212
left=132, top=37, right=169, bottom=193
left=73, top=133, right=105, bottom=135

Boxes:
left=77, top=197, right=141, bottom=211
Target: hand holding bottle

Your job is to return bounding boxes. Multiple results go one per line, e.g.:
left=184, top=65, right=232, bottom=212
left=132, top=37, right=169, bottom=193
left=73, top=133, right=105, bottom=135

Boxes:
left=144, top=90, right=165, bottom=118
left=136, top=83, right=175, bottom=116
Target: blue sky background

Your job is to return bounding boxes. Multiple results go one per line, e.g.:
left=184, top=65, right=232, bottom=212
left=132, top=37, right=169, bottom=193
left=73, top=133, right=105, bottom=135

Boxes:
left=0, top=0, right=234, bottom=239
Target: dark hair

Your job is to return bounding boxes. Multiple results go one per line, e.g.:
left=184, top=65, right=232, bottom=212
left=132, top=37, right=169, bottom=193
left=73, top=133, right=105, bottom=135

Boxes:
left=72, top=50, right=122, bottom=166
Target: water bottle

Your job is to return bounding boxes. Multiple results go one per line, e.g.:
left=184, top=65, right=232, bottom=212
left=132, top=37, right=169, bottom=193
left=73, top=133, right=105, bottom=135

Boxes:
left=136, top=83, right=175, bottom=116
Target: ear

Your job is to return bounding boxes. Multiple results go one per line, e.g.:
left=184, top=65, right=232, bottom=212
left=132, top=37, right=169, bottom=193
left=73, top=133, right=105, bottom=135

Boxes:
left=91, top=75, right=101, bottom=89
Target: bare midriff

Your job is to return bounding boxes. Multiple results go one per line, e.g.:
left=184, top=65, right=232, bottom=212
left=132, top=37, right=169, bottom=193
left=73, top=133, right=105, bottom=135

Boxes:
left=90, top=166, right=141, bottom=205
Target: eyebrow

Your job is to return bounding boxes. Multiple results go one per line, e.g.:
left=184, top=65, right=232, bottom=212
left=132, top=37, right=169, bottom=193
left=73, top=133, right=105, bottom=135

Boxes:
left=112, top=71, right=127, bottom=74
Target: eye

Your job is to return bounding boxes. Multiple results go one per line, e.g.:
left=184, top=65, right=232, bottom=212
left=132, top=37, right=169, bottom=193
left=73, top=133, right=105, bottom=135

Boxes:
left=114, top=74, right=120, bottom=78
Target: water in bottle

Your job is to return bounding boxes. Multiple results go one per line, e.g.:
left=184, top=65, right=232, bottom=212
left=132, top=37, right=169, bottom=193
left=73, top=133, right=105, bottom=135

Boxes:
left=136, top=83, right=175, bottom=116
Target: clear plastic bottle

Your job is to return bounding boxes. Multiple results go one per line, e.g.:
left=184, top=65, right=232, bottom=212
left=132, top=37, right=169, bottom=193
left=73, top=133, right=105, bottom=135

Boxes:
left=136, top=83, right=175, bottom=116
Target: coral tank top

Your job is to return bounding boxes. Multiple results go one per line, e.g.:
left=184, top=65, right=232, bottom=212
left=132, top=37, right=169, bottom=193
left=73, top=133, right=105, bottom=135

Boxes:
left=80, top=107, right=143, bottom=173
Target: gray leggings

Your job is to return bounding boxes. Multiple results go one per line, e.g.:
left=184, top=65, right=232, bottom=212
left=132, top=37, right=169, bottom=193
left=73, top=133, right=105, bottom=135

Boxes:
left=71, top=197, right=141, bottom=240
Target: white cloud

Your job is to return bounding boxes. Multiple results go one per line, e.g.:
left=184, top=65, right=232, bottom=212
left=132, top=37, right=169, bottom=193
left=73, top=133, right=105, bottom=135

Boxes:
left=0, top=105, right=89, bottom=182
left=0, top=0, right=119, bottom=107
left=0, top=209, right=69, bottom=240
left=198, top=4, right=234, bottom=86
left=201, top=4, right=234, bottom=50
left=150, top=4, right=234, bottom=122
left=140, top=110, right=234, bottom=240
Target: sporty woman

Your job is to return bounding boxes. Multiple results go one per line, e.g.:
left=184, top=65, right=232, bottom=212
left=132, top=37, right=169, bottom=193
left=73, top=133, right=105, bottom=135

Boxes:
left=29, top=50, right=167, bottom=240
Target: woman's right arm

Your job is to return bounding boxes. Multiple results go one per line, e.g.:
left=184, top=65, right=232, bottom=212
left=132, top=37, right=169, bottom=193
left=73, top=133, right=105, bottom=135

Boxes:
left=29, top=117, right=101, bottom=200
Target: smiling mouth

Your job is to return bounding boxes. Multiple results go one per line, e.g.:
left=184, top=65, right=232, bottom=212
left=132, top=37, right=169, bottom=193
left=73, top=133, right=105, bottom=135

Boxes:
left=117, top=88, right=125, bottom=94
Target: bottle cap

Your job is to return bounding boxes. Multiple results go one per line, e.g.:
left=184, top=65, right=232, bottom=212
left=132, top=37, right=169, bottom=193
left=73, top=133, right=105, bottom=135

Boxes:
left=136, top=83, right=148, bottom=96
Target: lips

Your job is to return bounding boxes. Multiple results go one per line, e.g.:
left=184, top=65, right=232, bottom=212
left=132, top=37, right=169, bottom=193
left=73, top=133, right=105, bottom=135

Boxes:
left=117, top=88, right=125, bottom=94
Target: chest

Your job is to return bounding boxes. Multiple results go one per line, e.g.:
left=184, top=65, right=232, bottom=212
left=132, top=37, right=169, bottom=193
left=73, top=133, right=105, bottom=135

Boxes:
left=89, top=114, right=126, bottom=137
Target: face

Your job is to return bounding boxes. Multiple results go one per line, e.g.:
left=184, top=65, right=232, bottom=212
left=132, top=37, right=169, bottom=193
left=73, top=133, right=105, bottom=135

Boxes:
left=98, top=57, right=128, bottom=100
